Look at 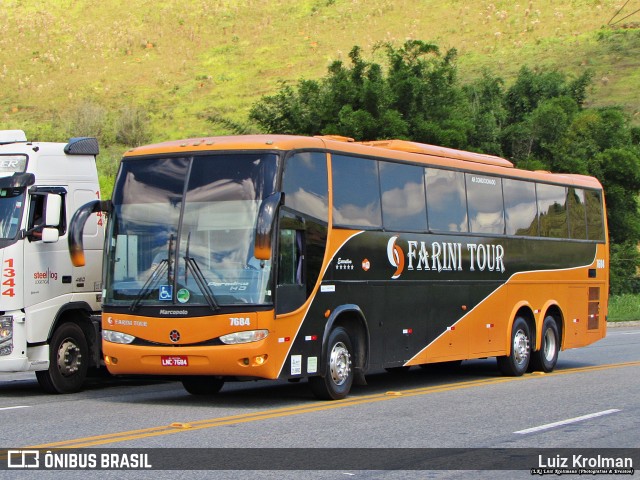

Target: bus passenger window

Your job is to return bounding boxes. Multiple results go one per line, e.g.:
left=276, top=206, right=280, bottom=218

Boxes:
left=503, top=179, right=538, bottom=236
left=425, top=168, right=468, bottom=233
left=568, top=188, right=587, bottom=239
left=585, top=190, right=605, bottom=241
left=332, top=155, right=382, bottom=228
left=379, top=162, right=427, bottom=232
left=282, top=152, right=328, bottom=222
left=465, top=173, right=504, bottom=235
left=537, top=184, right=568, bottom=238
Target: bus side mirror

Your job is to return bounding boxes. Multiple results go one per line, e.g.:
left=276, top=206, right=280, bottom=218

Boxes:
left=69, top=199, right=111, bottom=266
left=44, top=193, right=62, bottom=227
left=254, top=192, right=283, bottom=261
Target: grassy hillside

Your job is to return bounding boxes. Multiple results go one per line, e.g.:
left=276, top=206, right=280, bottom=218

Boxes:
left=2, top=0, right=640, bottom=194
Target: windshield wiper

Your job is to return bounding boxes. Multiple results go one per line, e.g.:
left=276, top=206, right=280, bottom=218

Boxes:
left=184, top=231, right=219, bottom=311
left=130, top=235, right=174, bottom=312
left=130, top=259, right=168, bottom=312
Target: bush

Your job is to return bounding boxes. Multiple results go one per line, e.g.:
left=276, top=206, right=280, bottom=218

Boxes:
left=115, top=105, right=152, bottom=147
left=66, top=101, right=114, bottom=144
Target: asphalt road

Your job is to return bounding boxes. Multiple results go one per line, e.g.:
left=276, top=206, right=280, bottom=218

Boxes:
left=1, top=322, right=638, bottom=479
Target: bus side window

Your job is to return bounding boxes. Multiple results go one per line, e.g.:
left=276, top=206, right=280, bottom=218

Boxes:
left=503, top=178, right=538, bottom=236
left=332, top=154, right=382, bottom=229
left=466, top=173, right=504, bottom=234
left=537, top=184, right=568, bottom=238
left=379, top=162, right=427, bottom=232
left=585, top=190, right=605, bottom=241
left=282, top=152, right=328, bottom=222
left=568, top=188, right=587, bottom=240
left=425, top=168, right=468, bottom=233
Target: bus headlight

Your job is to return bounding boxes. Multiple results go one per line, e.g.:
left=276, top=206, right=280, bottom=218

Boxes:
left=0, top=316, right=13, bottom=356
left=102, top=329, right=136, bottom=344
left=220, top=330, right=269, bottom=345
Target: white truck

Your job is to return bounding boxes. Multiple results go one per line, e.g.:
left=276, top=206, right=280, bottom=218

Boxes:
left=0, top=129, right=103, bottom=393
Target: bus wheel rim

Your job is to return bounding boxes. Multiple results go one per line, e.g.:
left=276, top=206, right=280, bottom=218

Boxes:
left=543, top=328, right=557, bottom=362
left=329, top=341, right=350, bottom=386
left=513, top=329, right=529, bottom=366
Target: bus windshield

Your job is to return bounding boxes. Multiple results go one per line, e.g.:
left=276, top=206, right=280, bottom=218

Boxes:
left=105, top=153, right=278, bottom=308
left=0, top=187, right=25, bottom=240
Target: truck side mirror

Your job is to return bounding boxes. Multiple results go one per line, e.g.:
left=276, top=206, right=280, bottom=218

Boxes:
left=254, top=192, right=283, bottom=261
left=44, top=193, right=62, bottom=227
left=41, top=227, right=60, bottom=243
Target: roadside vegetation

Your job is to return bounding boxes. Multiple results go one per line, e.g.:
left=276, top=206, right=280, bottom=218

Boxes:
left=609, top=294, right=640, bottom=321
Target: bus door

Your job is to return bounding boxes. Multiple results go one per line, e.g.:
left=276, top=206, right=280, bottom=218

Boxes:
left=275, top=213, right=306, bottom=314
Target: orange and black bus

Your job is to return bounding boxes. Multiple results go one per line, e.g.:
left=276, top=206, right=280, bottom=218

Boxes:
left=69, top=135, right=608, bottom=399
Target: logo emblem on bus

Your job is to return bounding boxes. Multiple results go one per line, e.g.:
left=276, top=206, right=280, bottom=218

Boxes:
left=387, top=236, right=405, bottom=279
left=169, top=330, right=181, bottom=343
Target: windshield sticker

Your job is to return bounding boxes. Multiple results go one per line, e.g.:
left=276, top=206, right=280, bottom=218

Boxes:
left=177, top=288, right=190, bottom=304
left=159, top=285, right=173, bottom=301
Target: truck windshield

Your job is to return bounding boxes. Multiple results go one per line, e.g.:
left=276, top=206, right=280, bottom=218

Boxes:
left=105, top=153, right=278, bottom=308
left=0, top=187, right=25, bottom=240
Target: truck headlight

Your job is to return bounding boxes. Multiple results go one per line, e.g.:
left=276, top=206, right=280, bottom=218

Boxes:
left=220, top=330, right=268, bottom=345
left=102, top=329, right=135, bottom=344
left=0, top=316, right=13, bottom=356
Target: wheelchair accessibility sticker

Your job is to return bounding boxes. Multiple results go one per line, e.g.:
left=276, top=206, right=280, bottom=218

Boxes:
left=159, top=285, right=173, bottom=301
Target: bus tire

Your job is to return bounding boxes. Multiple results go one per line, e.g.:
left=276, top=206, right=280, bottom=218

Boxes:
left=181, top=376, right=224, bottom=395
left=36, top=322, right=89, bottom=394
left=529, top=316, right=559, bottom=373
left=497, top=316, right=531, bottom=377
left=309, top=326, right=354, bottom=400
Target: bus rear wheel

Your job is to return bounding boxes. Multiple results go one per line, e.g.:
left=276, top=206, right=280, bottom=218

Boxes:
left=309, top=326, right=353, bottom=400
left=497, top=316, right=531, bottom=376
left=181, top=376, right=225, bottom=395
left=36, top=322, right=89, bottom=394
left=529, top=316, right=559, bottom=373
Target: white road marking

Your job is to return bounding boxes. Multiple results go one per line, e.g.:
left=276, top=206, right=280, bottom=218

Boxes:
left=515, top=409, right=621, bottom=434
left=0, top=406, right=30, bottom=411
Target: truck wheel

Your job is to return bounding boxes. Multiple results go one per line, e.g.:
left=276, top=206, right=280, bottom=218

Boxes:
left=529, top=316, right=559, bottom=373
left=309, top=326, right=354, bottom=400
left=181, top=376, right=225, bottom=395
left=36, top=322, right=89, bottom=394
left=497, top=316, right=531, bottom=377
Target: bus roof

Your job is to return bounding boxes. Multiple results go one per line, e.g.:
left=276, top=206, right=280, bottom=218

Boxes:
left=123, top=134, right=603, bottom=190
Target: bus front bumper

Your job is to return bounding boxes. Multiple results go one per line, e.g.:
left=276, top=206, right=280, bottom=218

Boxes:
left=102, top=340, right=282, bottom=379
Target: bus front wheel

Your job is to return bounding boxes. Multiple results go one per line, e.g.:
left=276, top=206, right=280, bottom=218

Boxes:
left=497, top=316, right=531, bottom=376
left=309, top=326, right=354, bottom=400
left=529, top=316, right=559, bottom=373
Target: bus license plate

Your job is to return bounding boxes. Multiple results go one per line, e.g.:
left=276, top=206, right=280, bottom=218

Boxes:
left=161, top=356, right=188, bottom=367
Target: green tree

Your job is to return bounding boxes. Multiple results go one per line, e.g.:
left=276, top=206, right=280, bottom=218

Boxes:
left=463, top=71, right=507, bottom=155
left=250, top=40, right=471, bottom=144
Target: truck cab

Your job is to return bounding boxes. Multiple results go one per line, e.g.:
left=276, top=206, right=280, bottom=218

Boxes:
left=0, top=130, right=103, bottom=393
